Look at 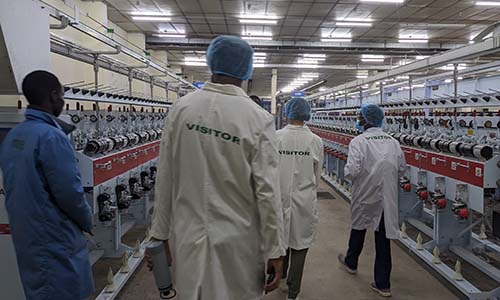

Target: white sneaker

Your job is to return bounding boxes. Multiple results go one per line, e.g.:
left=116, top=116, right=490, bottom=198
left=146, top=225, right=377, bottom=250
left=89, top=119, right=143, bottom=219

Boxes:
left=279, top=279, right=288, bottom=292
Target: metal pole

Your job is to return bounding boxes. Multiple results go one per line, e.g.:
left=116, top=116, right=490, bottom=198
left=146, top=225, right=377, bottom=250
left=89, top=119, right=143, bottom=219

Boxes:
left=128, top=68, right=133, bottom=96
left=453, top=63, right=459, bottom=99
left=165, top=81, right=169, bottom=102
left=359, top=87, right=363, bottom=106
left=408, top=77, right=413, bottom=134
left=150, top=77, right=154, bottom=100
left=93, top=54, right=99, bottom=92
left=271, top=69, right=278, bottom=114
left=345, top=90, right=348, bottom=107
left=379, top=83, right=384, bottom=104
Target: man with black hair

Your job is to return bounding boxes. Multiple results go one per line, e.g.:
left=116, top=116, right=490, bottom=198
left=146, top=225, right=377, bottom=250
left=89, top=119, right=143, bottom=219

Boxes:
left=0, top=70, right=94, bottom=300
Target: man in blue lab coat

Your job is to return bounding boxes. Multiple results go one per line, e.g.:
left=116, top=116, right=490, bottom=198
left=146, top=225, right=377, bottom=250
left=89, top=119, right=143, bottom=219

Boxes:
left=0, top=70, right=94, bottom=300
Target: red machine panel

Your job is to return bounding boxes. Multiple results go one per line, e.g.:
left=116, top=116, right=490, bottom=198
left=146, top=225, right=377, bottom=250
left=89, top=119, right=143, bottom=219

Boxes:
left=93, top=141, right=160, bottom=186
left=312, top=128, right=485, bottom=187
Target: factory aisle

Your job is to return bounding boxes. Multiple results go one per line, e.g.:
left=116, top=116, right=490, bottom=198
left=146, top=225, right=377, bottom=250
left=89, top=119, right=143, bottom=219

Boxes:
left=116, top=181, right=459, bottom=300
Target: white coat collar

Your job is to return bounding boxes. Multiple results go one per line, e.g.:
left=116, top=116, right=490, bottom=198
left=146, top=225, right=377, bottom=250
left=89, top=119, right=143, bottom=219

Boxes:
left=284, top=124, right=311, bottom=132
left=363, top=127, right=384, bottom=134
left=202, top=82, right=249, bottom=97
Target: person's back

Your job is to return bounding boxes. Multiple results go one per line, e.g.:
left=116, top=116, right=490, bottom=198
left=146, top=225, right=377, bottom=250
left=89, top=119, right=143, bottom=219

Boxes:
left=0, top=71, right=93, bottom=300
left=151, top=36, right=284, bottom=300
left=338, top=104, right=405, bottom=298
left=276, top=124, right=323, bottom=247
left=275, top=97, right=323, bottom=300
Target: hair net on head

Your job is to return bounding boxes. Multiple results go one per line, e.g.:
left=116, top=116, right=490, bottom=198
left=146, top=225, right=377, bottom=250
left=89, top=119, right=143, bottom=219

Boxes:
left=206, top=35, right=254, bottom=80
left=360, top=103, right=384, bottom=127
left=285, top=97, right=311, bottom=121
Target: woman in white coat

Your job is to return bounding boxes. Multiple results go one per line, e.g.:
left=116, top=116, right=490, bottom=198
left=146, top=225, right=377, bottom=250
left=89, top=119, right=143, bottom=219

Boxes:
left=150, top=36, right=285, bottom=300
left=338, top=104, right=406, bottom=298
left=276, top=97, right=323, bottom=300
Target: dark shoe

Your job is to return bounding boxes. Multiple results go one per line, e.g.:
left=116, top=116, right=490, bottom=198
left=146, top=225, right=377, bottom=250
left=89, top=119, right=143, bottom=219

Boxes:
left=370, top=282, right=392, bottom=297
left=337, top=254, right=357, bottom=274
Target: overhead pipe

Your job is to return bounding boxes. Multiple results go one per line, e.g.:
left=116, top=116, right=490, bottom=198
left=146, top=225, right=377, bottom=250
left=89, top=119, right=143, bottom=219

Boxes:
left=50, top=15, right=70, bottom=30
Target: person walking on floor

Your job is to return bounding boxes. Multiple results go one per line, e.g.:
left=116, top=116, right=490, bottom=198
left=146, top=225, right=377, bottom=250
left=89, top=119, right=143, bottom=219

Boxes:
left=338, top=104, right=406, bottom=298
left=276, top=97, right=324, bottom=300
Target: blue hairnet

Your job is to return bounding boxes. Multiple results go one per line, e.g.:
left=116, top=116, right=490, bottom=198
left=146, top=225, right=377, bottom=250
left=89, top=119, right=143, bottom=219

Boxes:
left=360, top=104, right=384, bottom=127
left=206, top=35, right=254, bottom=80
left=285, top=97, right=311, bottom=121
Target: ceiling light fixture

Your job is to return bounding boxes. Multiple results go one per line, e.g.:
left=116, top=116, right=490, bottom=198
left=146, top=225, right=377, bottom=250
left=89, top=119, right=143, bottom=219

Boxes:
left=303, top=53, right=327, bottom=58
left=239, top=19, right=278, bottom=25
left=184, top=61, right=207, bottom=66
left=415, top=55, right=429, bottom=60
left=130, top=11, right=170, bottom=16
left=254, top=52, right=267, bottom=56
left=476, top=1, right=500, bottom=6
left=242, top=36, right=273, bottom=40
left=321, top=38, right=352, bottom=43
left=398, top=39, right=429, bottom=43
left=335, top=22, right=372, bottom=27
left=132, top=16, right=171, bottom=21
left=154, top=33, right=186, bottom=38
left=361, top=58, right=384, bottom=63
left=356, top=75, right=368, bottom=79
left=301, top=73, right=320, bottom=78
left=297, top=59, right=319, bottom=64
left=360, top=0, right=405, bottom=3
left=362, top=54, right=385, bottom=59
left=184, top=57, right=206, bottom=62
left=238, top=14, right=279, bottom=19
left=337, top=17, right=374, bottom=22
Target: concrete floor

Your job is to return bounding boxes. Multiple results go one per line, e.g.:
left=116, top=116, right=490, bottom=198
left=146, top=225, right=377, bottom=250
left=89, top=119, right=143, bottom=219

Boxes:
left=116, top=181, right=459, bottom=300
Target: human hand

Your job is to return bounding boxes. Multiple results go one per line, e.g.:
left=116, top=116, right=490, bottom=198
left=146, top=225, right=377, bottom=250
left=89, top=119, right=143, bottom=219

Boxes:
left=264, top=257, right=283, bottom=293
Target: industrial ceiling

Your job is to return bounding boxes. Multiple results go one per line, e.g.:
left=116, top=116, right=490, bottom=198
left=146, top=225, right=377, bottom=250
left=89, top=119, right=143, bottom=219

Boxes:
left=104, top=0, right=500, bottom=96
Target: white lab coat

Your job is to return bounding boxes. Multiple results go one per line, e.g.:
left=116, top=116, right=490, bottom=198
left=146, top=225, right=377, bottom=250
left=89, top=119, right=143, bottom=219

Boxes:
left=151, top=82, right=285, bottom=300
left=344, top=127, right=406, bottom=239
left=277, top=125, right=324, bottom=250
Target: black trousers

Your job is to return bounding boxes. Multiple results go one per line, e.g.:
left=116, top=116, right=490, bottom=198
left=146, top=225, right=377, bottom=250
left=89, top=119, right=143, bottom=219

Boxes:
left=282, top=248, right=309, bottom=299
left=344, top=215, right=392, bottom=290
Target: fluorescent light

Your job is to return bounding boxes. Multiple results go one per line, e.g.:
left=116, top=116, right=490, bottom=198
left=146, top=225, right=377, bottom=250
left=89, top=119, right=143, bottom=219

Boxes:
left=184, top=57, right=205, bottom=62
left=398, top=39, right=428, bottom=43
left=337, top=17, right=374, bottom=22
left=336, top=22, right=372, bottom=27
left=239, top=19, right=278, bottom=25
left=184, top=61, right=207, bottom=66
left=242, top=36, right=273, bottom=40
left=321, top=38, right=352, bottom=42
left=254, top=52, right=267, bottom=56
left=416, top=55, right=429, bottom=60
left=396, top=75, right=409, bottom=80
left=301, top=73, right=319, bottom=78
left=439, top=64, right=467, bottom=71
left=299, top=58, right=324, bottom=63
left=476, top=1, right=500, bottom=6
left=297, top=59, right=319, bottom=64
left=360, top=0, right=405, bottom=2
left=357, top=75, right=368, bottom=79
left=132, top=16, right=171, bottom=21
left=319, top=87, right=328, bottom=92
left=445, top=79, right=453, bottom=83
left=238, top=14, right=280, bottom=20
left=243, top=31, right=273, bottom=37
left=253, top=64, right=266, bottom=68
left=154, top=33, right=186, bottom=38
left=130, top=11, right=170, bottom=16
left=361, top=58, right=384, bottom=62
left=362, top=54, right=385, bottom=59
left=303, top=54, right=327, bottom=58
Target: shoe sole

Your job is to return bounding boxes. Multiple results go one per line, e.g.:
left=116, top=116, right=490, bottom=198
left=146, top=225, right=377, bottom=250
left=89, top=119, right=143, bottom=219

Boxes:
left=338, top=255, right=357, bottom=275
left=370, top=284, right=392, bottom=297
